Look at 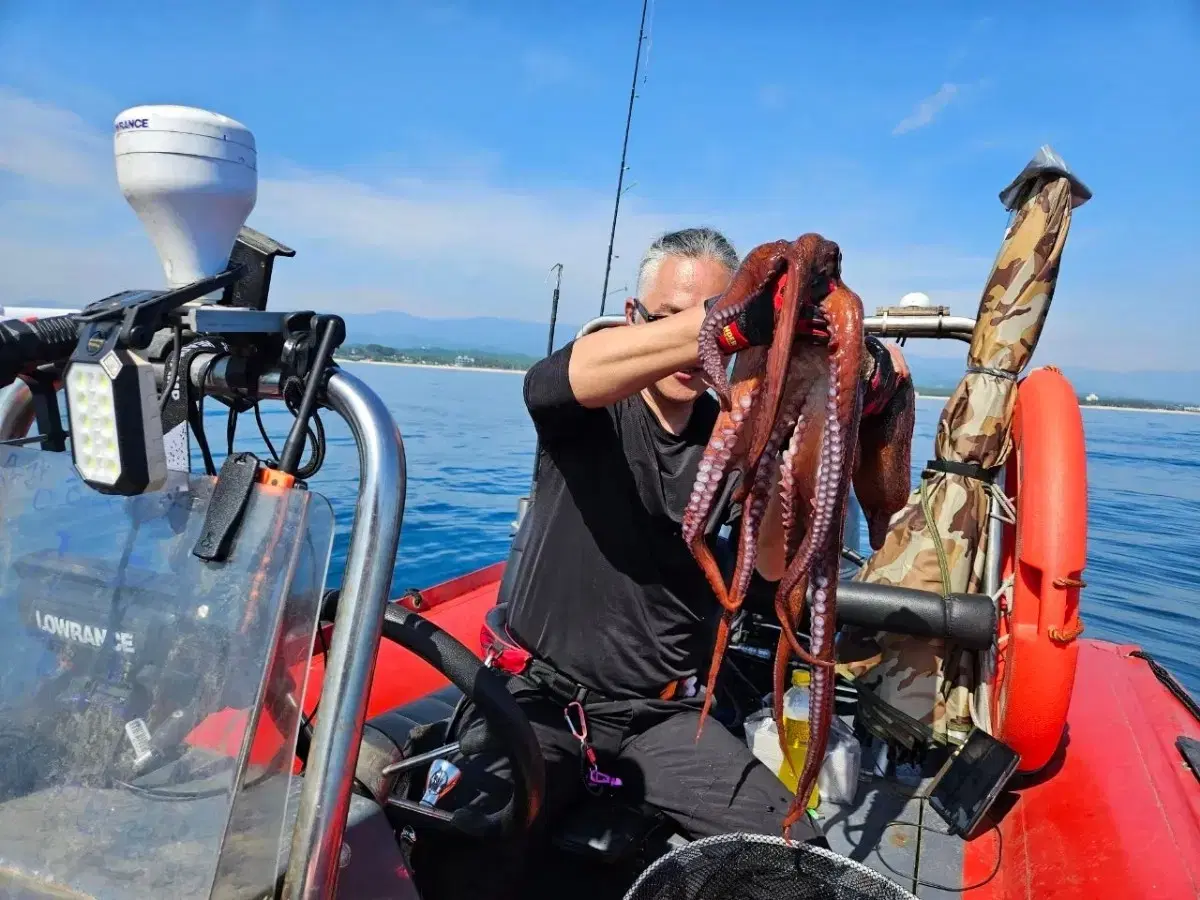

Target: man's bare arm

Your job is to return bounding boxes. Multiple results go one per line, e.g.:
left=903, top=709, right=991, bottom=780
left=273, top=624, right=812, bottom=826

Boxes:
left=566, top=306, right=707, bottom=409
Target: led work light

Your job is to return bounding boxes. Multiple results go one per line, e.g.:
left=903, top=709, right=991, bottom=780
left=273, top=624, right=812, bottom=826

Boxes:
left=65, top=324, right=167, bottom=494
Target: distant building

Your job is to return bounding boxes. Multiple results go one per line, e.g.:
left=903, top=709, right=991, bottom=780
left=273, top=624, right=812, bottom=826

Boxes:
left=454, top=355, right=476, bottom=367
left=1085, top=393, right=1099, bottom=403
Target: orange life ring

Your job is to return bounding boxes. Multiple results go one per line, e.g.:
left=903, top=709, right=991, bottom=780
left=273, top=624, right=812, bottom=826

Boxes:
left=991, top=366, right=1088, bottom=774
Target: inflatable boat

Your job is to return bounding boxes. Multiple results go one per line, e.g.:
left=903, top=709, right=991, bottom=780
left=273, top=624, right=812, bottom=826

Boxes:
left=0, top=106, right=1194, bottom=900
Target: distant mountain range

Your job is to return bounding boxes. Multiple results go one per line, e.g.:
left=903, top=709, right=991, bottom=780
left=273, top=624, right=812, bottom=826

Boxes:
left=341, top=310, right=1200, bottom=406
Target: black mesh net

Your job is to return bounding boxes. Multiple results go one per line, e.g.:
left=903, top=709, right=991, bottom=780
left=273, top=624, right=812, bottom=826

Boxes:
left=623, top=833, right=918, bottom=900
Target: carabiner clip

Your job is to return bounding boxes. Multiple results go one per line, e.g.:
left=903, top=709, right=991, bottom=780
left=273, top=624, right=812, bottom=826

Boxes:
left=564, top=700, right=588, bottom=743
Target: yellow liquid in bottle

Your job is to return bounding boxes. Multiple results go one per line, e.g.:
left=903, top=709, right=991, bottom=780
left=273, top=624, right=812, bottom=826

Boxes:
left=781, top=674, right=820, bottom=810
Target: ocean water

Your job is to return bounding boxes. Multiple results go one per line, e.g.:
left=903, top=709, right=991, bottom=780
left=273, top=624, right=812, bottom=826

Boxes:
left=239, top=362, right=1200, bottom=697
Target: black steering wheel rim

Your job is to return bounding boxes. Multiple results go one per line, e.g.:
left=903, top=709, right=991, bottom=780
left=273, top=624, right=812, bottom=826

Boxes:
left=378, top=603, right=545, bottom=839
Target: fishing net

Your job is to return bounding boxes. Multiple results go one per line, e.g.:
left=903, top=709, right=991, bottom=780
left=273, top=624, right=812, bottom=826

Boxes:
left=622, top=834, right=918, bottom=900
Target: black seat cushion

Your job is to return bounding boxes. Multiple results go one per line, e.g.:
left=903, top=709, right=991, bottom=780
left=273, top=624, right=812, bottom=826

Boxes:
left=366, top=684, right=463, bottom=750
left=355, top=685, right=463, bottom=802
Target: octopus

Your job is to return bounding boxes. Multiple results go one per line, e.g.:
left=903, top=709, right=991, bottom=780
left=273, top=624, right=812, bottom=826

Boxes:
left=681, top=232, right=915, bottom=838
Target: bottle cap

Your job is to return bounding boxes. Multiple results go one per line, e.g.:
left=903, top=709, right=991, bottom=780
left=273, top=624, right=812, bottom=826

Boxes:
left=791, top=668, right=811, bottom=688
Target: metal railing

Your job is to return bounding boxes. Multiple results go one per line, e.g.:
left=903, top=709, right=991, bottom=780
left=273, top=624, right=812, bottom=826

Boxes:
left=172, top=354, right=406, bottom=900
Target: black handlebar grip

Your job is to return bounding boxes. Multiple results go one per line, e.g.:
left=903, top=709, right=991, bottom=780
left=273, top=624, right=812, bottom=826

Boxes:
left=0, top=315, right=80, bottom=386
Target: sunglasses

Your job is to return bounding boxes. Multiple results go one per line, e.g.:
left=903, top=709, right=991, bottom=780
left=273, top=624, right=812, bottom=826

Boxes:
left=632, top=299, right=670, bottom=323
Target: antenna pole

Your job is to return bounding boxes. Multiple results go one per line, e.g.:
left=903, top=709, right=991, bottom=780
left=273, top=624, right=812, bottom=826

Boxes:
left=599, top=0, right=649, bottom=316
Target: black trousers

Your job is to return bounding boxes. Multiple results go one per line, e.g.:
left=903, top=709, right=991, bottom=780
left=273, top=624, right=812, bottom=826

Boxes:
left=409, top=675, right=823, bottom=899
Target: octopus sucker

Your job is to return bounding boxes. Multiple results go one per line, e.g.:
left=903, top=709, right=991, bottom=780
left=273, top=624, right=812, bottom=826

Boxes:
left=685, top=233, right=914, bottom=839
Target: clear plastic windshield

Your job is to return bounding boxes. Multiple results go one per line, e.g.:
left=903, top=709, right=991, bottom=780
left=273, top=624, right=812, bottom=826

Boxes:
left=0, top=446, right=334, bottom=900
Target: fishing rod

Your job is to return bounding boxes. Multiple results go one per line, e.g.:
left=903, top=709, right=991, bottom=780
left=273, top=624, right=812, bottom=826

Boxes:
left=518, top=264, right=565, bottom=526
left=598, top=0, right=650, bottom=317
left=546, top=263, right=563, bottom=357
left=531, top=263, right=563, bottom=488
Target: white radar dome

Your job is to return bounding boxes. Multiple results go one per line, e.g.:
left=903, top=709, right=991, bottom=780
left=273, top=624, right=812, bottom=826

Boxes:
left=899, top=292, right=933, bottom=308
left=113, top=105, right=257, bottom=293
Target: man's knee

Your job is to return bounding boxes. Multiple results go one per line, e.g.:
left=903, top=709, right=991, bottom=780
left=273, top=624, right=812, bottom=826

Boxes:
left=621, top=707, right=823, bottom=842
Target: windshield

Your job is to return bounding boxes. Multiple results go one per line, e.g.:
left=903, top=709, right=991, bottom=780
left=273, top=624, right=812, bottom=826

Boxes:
left=0, top=446, right=334, bottom=900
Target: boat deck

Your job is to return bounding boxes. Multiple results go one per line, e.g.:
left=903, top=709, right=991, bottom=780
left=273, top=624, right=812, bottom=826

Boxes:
left=816, top=640, right=1200, bottom=898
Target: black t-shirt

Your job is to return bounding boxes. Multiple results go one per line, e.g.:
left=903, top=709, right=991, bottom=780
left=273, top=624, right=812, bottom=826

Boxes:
left=505, top=341, right=742, bottom=699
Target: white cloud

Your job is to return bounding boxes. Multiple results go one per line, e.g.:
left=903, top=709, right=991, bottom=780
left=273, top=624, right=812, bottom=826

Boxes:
left=892, top=83, right=961, bottom=135
left=0, top=86, right=1054, bottom=328
left=2, top=86, right=1191, bottom=372
left=0, top=86, right=110, bottom=188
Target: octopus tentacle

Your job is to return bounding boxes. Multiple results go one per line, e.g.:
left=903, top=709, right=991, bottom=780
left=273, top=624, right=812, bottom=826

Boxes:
left=696, top=241, right=791, bottom=409
left=685, top=233, right=884, bottom=841
left=853, top=376, right=916, bottom=550
left=682, top=349, right=765, bottom=608
left=779, top=379, right=826, bottom=561
left=781, top=551, right=843, bottom=839
left=780, top=281, right=865, bottom=840
left=774, top=280, right=864, bottom=624
left=739, top=235, right=823, bottom=481
left=695, top=356, right=816, bottom=738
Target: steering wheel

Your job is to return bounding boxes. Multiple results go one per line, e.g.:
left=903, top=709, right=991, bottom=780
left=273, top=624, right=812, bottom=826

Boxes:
left=376, top=603, right=546, bottom=839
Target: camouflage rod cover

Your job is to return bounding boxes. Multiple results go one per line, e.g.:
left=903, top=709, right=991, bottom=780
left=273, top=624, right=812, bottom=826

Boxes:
left=842, top=147, right=1092, bottom=745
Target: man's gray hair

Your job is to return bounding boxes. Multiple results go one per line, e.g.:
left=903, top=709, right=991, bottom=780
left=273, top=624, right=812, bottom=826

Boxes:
left=636, top=226, right=739, bottom=297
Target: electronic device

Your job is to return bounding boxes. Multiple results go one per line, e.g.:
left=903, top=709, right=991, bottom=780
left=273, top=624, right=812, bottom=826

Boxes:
left=114, top=105, right=257, bottom=293
left=927, top=727, right=1021, bottom=838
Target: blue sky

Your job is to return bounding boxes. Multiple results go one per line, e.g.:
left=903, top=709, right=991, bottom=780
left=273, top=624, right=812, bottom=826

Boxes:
left=1, top=1, right=1197, bottom=371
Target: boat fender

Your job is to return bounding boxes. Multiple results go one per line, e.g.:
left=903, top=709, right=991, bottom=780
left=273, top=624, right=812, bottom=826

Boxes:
left=990, top=367, right=1088, bottom=774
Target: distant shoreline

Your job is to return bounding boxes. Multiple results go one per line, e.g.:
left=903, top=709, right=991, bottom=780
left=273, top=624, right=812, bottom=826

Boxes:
left=916, top=394, right=1197, bottom=416
left=338, top=359, right=1197, bottom=414
left=336, top=358, right=525, bottom=376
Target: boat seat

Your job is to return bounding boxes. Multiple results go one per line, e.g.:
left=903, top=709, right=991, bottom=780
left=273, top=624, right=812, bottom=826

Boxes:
left=360, top=685, right=671, bottom=864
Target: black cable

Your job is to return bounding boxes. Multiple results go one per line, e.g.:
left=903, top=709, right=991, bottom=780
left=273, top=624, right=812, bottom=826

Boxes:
left=187, top=350, right=226, bottom=477
left=158, top=322, right=183, bottom=415
left=878, top=819, right=1003, bottom=892
left=226, top=405, right=238, bottom=457
left=254, top=400, right=280, bottom=459
left=252, top=378, right=326, bottom=481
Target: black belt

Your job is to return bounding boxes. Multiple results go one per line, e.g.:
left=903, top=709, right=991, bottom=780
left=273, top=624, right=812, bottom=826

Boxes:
left=922, top=459, right=1000, bottom=483
left=521, top=658, right=607, bottom=706
left=520, top=658, right=687, bottom=706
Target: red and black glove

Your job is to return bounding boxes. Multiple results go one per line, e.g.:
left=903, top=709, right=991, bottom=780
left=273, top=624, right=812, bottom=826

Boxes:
left=862, top=335, right=904, bottom=417
left=705, top=271, right=832, bottom=355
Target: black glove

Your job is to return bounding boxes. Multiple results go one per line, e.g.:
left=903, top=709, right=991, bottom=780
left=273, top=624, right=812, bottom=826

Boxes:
left=705, top=270, right=831, bottom=354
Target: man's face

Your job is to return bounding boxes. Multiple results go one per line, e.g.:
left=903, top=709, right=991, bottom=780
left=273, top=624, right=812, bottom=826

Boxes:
left=625, top=254, right=733, bottom=406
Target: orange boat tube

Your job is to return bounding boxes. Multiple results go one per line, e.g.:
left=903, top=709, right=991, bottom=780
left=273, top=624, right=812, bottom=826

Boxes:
left=991, top=366, right=1089, bottom=774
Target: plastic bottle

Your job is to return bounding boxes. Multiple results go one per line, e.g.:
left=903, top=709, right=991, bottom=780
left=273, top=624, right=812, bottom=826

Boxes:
left=782, top=669, right=820, bottom=810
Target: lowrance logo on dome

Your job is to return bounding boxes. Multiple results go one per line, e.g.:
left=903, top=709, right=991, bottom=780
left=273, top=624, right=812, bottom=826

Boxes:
left=34, top=610, right=135, bottom=654
left=114, top=118, right=150, bottom=132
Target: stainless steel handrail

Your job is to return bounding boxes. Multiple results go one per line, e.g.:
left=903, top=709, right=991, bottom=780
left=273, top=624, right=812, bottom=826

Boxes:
left=286, top=369, right=404, bottom=900
left=176, top=354, right=406, bottom=900
left=0, top=381, right=35, bottom=442
left=863, top=312, right=976, bottom=342
left=576, top=315, right=626, bottom=338
left=575, top=312, right=977, bottom=342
